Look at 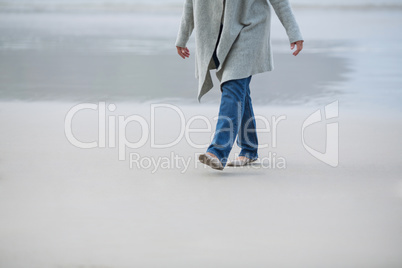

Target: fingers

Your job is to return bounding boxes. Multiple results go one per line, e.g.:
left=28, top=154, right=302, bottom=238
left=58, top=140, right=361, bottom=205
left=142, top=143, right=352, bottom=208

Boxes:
left=292, top=41, right=304, bottom=56
left=178, top=49, right=185, bottom=59
left=176, top=46, right=190, bottom=59
left=177, top=47, right=185, bottom=59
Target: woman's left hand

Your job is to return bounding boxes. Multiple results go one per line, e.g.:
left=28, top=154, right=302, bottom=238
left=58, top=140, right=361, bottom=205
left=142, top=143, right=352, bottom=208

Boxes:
left=291, top=40, right=304, bottom=56
left=176, top=46, right=190, bottom=59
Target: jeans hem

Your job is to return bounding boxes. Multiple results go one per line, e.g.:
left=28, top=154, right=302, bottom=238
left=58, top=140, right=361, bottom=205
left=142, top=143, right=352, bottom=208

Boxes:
left=238, top=150, right=258, bottom=161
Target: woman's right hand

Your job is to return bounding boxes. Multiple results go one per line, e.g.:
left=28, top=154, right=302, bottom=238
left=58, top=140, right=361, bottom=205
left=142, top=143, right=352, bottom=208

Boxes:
left=176, top=46, right=190, bottom=59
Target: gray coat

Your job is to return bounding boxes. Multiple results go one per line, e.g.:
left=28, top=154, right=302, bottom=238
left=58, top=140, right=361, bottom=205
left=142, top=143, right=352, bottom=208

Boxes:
left=175, top=0, right=304, bottom=102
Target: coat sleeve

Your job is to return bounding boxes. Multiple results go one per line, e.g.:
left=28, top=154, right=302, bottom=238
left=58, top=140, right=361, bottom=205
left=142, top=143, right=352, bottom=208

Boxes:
left=175, top=0, right=194, bottom=48
left=268, top=0, right=304, bottom=44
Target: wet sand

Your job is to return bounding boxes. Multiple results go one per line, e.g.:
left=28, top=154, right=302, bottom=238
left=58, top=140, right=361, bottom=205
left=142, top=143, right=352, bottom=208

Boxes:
left=0, top=50, right=350, bottom=106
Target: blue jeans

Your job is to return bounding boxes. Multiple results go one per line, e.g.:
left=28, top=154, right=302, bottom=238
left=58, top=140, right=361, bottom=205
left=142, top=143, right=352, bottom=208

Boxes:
left=207, top=50, right=259, bottom=167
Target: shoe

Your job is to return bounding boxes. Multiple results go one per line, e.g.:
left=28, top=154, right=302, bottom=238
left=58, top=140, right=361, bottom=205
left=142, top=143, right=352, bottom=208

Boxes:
left=199, top=153, right=224, bottom=170
left=227, top=157, right=257, bottom=167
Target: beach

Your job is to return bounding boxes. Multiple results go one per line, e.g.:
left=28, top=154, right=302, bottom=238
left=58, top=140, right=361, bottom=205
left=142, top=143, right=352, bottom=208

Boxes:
left=0, top=2, right=402, bottom=267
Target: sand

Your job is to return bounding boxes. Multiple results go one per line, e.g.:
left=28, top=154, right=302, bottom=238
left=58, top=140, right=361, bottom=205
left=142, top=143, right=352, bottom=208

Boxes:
left=0, top=100, right=401, bottom=267
left=0, top=4, right=401, bottom=268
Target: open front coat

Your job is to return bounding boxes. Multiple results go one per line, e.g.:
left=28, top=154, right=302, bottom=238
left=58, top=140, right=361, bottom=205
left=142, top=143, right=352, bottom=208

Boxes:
left=175, top=0, right=304, bottom=102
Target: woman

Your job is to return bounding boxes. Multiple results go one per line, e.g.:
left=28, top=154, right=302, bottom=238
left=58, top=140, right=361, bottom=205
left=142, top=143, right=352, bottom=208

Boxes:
left=176, top=0, right=304, bottom=170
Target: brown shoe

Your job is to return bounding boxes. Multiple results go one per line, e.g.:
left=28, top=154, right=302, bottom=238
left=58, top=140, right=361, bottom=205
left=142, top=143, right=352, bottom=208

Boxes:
left=198, top=153, right=224, bottom=170
left=227, top=156, right=257, bottom=167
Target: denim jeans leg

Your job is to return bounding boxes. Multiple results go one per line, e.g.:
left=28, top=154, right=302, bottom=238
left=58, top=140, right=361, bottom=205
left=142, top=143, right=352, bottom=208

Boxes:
left=236, top=82, right=259, bottom=160
left=206, top=76, right=252, bottom=167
